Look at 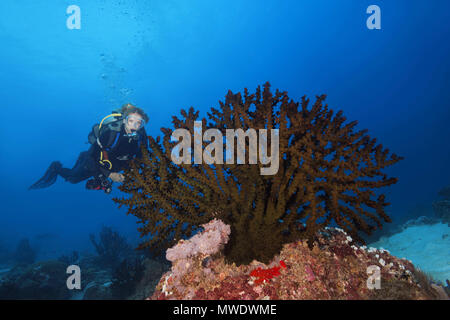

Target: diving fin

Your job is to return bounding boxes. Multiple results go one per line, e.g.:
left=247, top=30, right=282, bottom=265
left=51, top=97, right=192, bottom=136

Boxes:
left=28, top=161, right=62, bottom=190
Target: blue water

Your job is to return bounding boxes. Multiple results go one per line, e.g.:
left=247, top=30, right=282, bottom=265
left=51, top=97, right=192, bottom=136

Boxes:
left=0, top=1, right=449, bottom=264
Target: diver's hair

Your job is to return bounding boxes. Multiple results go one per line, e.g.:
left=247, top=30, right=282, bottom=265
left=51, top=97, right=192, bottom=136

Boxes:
left=120, top=103, right=149, bottom=123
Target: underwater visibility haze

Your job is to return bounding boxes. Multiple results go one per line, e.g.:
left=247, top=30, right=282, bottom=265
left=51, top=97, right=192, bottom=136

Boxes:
left=0, top=0, right=449, bottom=300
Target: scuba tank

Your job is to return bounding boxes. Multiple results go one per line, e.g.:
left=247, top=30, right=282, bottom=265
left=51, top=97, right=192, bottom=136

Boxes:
left=87, top=111, right=123, bottom=145
left=87, top=111, right=123, bottom=171
left=87, top=109, right=146, bottom=171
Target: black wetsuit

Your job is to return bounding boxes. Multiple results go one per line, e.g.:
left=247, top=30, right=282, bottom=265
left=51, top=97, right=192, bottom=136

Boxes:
left=28, top=122, right=148, bottom=191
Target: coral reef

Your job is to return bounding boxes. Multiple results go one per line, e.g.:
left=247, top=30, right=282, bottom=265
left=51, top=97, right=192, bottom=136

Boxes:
left=0, top=230, right=170, bottom=300
left=110, top=256, right=146, bottom=299
left=432, top=185, right=450, bottom=225
left=77, top=253, right=170, bottom=300
left=14, top=238, right=36, bottom=265
left=115, top=82, right=403, bottom=266
left=157, top=219, right=231, bottom=298
left=0, top=261, right=70, bottom=299
left=369, top=221, right=449, bottom=283
left=89, top=226, right=133, bottom=269
left=166, top=219, right=230, bottom=262
left=149, top=220, right=448, bottom=300
left=249, top=260, right=287, bottom=284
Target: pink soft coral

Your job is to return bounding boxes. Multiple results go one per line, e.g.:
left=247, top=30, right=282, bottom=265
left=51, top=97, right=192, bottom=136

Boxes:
left=166, top=218, right=231, bottom=262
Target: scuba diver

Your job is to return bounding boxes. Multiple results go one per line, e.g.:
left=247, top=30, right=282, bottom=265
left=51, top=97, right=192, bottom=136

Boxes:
left=28, top=103, right=149, bottom=194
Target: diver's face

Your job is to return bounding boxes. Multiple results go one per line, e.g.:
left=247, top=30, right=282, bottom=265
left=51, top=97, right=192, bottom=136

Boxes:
left=124, top=113, right=144, bottom=133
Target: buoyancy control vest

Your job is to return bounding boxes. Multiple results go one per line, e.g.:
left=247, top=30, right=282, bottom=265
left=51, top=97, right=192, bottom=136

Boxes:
left=87, top=110, right=146, bottom=171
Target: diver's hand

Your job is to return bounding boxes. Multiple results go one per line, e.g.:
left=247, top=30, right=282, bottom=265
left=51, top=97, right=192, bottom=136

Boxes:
left=109, top=172, right=124, bottom=183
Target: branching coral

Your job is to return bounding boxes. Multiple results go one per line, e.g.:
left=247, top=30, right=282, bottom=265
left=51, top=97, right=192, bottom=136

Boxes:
left=89, top=226, right=133, bottom=269
left=114, top=82, right=403, bottom=266
left=250, top=260, right=287, bottom=284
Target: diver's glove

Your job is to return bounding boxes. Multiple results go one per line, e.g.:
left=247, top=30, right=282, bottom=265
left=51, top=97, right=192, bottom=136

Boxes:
left=109, top=172, right=124, bottom=183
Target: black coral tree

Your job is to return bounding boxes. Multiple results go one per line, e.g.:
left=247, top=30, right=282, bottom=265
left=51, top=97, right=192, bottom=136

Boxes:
left=113, top=82, right=403, bottom=266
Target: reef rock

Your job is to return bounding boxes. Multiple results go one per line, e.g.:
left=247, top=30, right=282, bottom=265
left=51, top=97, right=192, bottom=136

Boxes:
left=149, top=220, right=448, bottom=300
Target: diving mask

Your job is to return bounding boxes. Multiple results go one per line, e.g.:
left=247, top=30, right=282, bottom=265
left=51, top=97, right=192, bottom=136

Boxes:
left=125, top=115, right=144, bottom=130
